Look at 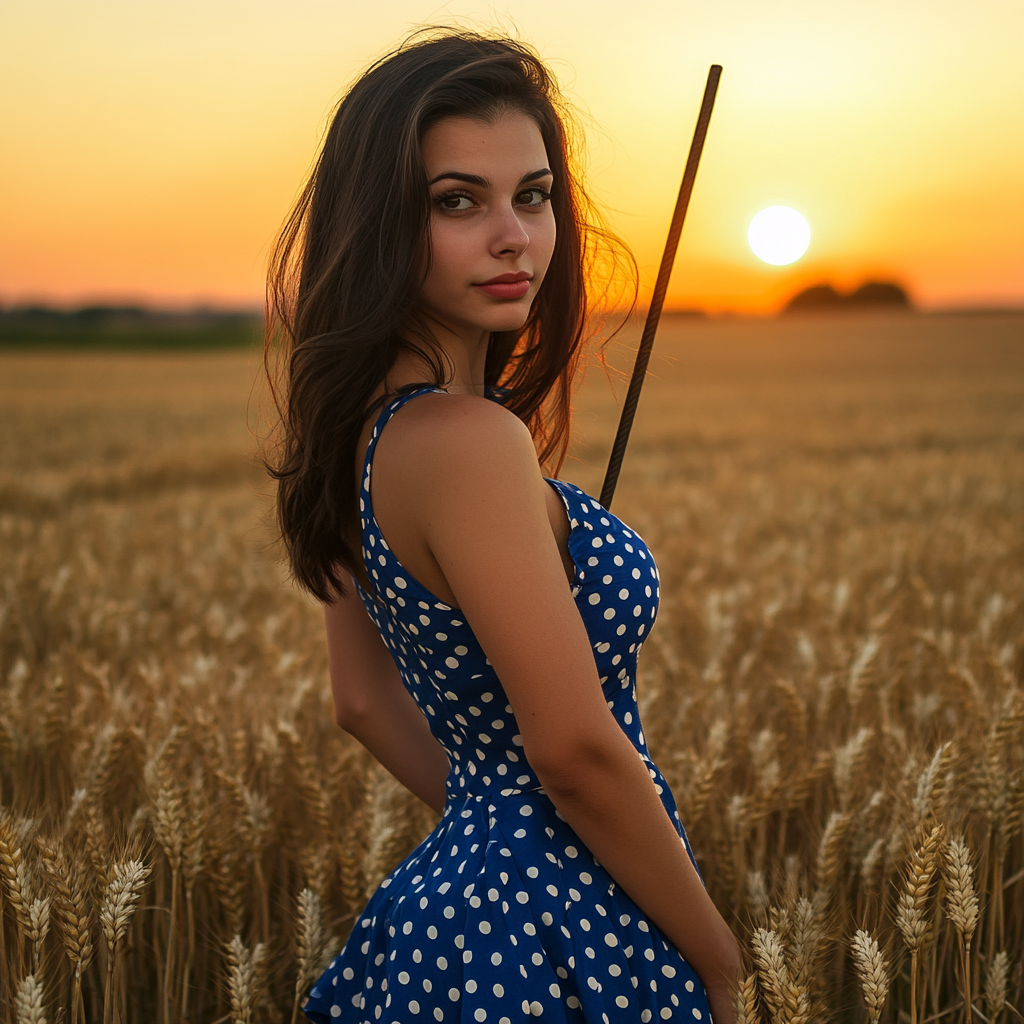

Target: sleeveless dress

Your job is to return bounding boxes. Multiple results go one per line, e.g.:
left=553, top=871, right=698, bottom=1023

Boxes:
left=303, top=385, right=710, bottom=1024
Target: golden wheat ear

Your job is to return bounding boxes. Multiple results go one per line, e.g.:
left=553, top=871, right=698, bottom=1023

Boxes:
left=984, top=951, right=1009, bottom=1024
left=851, top=929, right=890, bottom=1024
left=15, top=975, right=47, bottom=1024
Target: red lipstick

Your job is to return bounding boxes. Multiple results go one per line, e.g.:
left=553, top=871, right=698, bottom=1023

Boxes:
left=474, top=271, right=531, bottom=300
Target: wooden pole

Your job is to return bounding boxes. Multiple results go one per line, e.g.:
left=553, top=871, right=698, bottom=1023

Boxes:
left=599, top=64, right=722, bottom=510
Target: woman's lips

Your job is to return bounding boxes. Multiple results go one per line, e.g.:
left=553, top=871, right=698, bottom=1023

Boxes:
left=474, top=273, right=532, bottom=300
left=475, top=280, right=531, bottom=299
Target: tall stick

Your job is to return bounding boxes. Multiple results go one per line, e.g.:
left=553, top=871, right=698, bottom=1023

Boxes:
left=599, top=64, right=722, bottom=510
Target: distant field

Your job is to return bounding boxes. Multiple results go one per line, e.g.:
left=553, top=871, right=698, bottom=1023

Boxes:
left=0, top=309, right=261, bottom=350
left=0, top=313, right=1021, bottom=1022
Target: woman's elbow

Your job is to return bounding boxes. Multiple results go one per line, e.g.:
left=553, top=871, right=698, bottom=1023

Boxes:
left=332, top=687, right=372, bottom=734
left=529, top=736, right=621, bottom=799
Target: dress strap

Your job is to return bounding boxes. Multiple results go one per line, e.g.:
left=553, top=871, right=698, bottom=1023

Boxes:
left=360, top=385, right=446, bottom=515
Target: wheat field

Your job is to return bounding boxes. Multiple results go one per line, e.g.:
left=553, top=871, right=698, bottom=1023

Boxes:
left=0, top=312, right=1021, bottom=1023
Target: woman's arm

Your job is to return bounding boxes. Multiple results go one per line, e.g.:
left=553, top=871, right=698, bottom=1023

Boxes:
left=324, top=586, right=449, bottom=815
left=400, top=397, right=742, bottom=1017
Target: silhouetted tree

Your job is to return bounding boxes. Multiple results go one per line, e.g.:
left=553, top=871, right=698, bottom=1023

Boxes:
left=783, top=280, right=912, bottom=314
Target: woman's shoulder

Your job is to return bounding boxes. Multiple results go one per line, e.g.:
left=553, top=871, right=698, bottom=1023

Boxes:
left=385, top=390, right=535, bottom=474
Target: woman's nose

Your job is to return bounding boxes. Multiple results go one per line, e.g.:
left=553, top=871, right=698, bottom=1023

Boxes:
left=490, top=202, right=530, bottom=258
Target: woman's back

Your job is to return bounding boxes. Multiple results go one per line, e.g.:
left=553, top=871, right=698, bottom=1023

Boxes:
left=303, top=384, right=708, bottom=1023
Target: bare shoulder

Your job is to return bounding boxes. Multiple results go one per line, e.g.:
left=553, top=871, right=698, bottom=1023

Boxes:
left=383, top=392, right=538, bottom=483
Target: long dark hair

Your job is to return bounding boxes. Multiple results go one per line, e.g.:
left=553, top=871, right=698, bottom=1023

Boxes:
left=264, top=29, right=631, bottom=603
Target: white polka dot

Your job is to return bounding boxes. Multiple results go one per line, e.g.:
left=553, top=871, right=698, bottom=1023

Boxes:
left=616, top=996, right=629, bottom=1008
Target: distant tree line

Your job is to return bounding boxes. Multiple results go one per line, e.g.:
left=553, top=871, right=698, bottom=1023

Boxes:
left=783, top=281, right=911, bottom=314
left=0, top=305, right=261, bottom=349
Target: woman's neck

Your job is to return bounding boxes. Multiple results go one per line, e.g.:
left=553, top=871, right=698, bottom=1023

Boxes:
left=394, top=309, right=489, bottom=397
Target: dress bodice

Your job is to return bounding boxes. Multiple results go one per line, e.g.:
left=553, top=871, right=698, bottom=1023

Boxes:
left=353, top=386, right=663, bottom=804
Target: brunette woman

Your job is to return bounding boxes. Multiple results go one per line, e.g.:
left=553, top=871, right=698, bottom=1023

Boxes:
left=265, top=30, right=742, bottom=1024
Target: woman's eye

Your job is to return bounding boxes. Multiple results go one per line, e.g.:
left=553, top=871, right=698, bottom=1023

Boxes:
left=516, top=187, right=551, bottom=208
left=436, top=193, right=474, bottom=212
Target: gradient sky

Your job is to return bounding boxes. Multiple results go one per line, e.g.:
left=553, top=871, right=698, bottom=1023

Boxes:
left=2, top=0, right=1022, bottom=312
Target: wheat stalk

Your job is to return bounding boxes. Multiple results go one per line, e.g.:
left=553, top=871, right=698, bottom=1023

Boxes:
left=179, top=768, right=208, bottom=1022
left=15, top=974, right=47, bottom=1024
left=0, top=814, right=33, bottom=973
left=735, top=973, right=761, bottom=1024
left=984, top=951, right=1008, bottom=1024
left=895, top=823, right=944, bottom=1024
left=41, top=843, right=94, bottom=1024
left=750, top=928, right=811, bottom=1024
left=851, top=929, right=889, bottom=1024
left=788, top=897, right=823, bottom=996
left=292, top=886, right=337, bottom=1024
left=27, top=895, right=51, bottom=974
left=815, top=810, right=851, bottom=896
left=942, top=834, right=979, bottom=1024
left=912, top=741, right=955, bottom=821
left=226, top=934, right=266, bottom=1024
left=100, top=859, right=151, bottom=1024
left=147, top=730, right=186, bottom=1024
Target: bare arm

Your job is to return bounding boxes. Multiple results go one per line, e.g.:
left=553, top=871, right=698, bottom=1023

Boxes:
left=407, top=397, right=742, bottom=1017
left=324, top=584, right=449, bottom=816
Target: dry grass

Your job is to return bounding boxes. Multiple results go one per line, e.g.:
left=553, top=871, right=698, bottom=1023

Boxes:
left=0, top=312, right=1021, bottom=1021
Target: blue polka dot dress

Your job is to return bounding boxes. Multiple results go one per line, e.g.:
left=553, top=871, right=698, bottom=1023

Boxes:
left=303, top=385, right=711, bottom=1024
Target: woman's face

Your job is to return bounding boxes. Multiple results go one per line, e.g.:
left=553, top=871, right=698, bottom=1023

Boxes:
left=418, top=109, right=556, bottom=340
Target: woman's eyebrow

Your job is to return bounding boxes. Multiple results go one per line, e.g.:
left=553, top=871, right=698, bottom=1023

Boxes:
left=427, top=167, right=553, bottom=187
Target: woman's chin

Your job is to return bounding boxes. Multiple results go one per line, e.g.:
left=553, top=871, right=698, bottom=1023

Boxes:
left=478, top=301, right=535, bottom=334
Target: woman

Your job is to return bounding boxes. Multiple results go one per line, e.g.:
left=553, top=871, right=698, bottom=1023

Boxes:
left=265, top=30, right=742, bottom=1024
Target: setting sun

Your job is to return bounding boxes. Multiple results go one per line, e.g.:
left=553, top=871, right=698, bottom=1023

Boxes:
left=747, top=206, right=811, bottom=266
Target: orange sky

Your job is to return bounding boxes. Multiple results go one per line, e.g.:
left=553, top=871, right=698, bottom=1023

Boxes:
left=1, top=1, right=1022, bottom=313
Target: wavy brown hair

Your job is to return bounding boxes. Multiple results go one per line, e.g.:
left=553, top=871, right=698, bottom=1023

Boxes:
left=264, top=29, right=632, bottom=603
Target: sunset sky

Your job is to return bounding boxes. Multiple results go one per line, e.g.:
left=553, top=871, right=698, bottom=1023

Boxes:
left=2, top=1, right=1022, bottom=313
